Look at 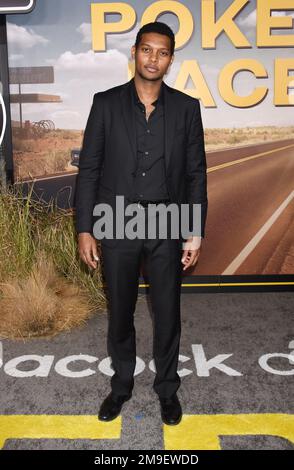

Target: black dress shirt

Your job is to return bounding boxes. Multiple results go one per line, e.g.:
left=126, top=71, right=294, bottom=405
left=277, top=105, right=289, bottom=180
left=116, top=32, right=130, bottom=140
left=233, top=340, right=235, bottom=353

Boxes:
left=130, top=79, right=170, bottom=202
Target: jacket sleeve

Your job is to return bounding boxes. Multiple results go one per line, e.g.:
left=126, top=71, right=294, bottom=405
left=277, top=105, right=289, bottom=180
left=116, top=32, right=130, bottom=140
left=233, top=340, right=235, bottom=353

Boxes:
left=185, top=99, right=208, bottom=238
left=74, top=92, right=105, bottom=234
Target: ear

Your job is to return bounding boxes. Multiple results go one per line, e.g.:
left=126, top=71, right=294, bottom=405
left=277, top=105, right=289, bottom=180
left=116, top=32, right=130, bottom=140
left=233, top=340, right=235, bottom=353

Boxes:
left=131, top=45, right=136, bottom=59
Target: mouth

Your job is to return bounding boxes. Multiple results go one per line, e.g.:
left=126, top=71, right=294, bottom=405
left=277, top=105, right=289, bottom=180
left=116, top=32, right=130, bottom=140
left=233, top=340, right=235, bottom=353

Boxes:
left=145, top=66, right=159, bottom=73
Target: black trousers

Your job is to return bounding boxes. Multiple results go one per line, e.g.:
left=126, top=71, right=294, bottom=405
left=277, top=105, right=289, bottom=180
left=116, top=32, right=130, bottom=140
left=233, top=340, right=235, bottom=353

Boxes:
left=100, top=203, right=183, bottom=399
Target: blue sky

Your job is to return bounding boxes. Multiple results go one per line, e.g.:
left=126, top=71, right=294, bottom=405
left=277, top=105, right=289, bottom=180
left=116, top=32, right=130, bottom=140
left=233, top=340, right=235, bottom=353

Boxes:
left=6, top=0, right=294, bottom=129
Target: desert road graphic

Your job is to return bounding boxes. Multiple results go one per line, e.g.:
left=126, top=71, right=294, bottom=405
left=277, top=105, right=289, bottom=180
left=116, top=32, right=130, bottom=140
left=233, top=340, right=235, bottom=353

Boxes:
left=15, top=138, right=294, bottom=276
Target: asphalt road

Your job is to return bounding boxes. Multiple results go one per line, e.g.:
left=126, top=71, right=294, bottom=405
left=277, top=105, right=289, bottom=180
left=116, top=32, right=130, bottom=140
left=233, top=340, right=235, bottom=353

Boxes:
left=196, top=139, right=294, bottom=275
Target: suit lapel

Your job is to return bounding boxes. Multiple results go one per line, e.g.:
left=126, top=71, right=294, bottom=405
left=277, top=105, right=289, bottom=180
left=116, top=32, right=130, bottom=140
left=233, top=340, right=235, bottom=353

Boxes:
left=119, top=78, right=177, bottom=174
left=120, top=79, right=137, bottom=174
left=163, top=80, right=176, bottom=173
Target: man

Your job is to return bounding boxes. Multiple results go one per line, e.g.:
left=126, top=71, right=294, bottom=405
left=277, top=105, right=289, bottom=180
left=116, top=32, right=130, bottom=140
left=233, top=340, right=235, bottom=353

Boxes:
left=75, top=21, right=208, bottom=426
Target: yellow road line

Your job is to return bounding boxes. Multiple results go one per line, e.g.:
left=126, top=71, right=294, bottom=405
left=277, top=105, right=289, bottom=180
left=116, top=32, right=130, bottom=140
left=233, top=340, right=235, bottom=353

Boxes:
left=207, top=144, right=294, bottom=172
left=216, top=281, right=294, bottom=286
left=139, top=282, right=294, bottom=287
left=164, top=413, right=294, bottom=450
left=0, top=415, right=121, bottom=449
left=1, top=414, right=293, bottom=450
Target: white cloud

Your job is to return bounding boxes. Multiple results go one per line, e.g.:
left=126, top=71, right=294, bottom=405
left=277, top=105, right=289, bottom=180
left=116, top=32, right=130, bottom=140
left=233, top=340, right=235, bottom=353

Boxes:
left=237, top=8, right=294, bottom=34
left=77, top=22, right=90, bottom=43
left=48, top=48, right=128, bottom=76
left=9, top=53, right=24, bottom=61
left=77, top=22, right=141, bottom=55
left=6, top=23, right=49, bottom=49
left=163, top=60, right=181, bottom=86
left=237, top=9, right=256, bottom=30
left=271, top=11, right=294, bottom=18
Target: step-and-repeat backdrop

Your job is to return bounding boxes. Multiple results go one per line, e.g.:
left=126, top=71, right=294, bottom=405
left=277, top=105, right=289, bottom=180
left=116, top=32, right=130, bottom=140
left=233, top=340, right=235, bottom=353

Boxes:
left=3, top=0, right=294, bottom=276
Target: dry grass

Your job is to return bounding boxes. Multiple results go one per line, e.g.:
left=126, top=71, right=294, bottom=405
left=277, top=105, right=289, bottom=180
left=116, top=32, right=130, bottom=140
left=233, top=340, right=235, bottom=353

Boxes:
left=0, top=252, right=94, bottom=339
left=12, top=128, right=82, bottom=180
left=0, top=182, right=106, bottom=341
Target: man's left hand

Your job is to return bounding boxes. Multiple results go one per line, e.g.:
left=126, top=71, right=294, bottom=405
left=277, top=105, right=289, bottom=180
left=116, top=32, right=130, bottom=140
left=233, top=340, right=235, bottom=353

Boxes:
left=181, top=236, right=202, bottom=271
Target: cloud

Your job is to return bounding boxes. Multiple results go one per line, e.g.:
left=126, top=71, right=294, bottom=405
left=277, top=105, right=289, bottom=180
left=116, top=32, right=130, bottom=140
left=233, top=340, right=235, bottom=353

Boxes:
left=237, top=8, right=294, bottom=34
left=77, top=22, right=141, bottom=55
left=271, top=11, right=294, bottom=18
left=47, top=48, right=128, bottom=76
left=77, top=22, right=91, bottom=43
left=6, top=23, right=49, bottom=49
left=163, top=60, right=181, bottom=86
left=237, top=9, right=257, bottom=30
left=9, top=53, right=24, bottom=61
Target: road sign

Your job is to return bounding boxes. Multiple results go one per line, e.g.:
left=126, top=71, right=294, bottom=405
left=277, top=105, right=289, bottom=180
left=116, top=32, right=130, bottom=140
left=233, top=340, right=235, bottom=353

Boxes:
left=10, top=93, right=61, bottom=103
left=0, top=1, right=36, bottom=14
left=8, top=66, right=58, bottom=129
left=9, top=67, right=54, bottom=85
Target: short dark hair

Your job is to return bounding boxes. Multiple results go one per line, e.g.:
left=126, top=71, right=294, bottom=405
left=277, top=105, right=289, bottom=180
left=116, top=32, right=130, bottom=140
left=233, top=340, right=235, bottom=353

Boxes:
left=135, top=21, right=175, bottom=56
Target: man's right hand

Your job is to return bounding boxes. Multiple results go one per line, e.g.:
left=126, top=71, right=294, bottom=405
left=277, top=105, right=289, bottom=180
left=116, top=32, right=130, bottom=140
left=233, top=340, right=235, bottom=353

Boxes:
left=78, top=232, right=100, bottom=270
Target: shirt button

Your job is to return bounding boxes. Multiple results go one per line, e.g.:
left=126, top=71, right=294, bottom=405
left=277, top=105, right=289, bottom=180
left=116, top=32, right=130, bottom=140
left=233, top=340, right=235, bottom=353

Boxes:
left=147, top=129, right=150, bottom=133
left=145, top=151, right=149, bottom=155
left=142, top=172, right=146, bottom=176
left=140, top=194, right=143, bottom=197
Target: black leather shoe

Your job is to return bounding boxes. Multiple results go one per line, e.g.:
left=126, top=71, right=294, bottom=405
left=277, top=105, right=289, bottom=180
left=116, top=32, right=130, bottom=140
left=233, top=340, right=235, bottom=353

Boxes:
left=159, top=393, right=182, bottom=425
left=98, top=392, right=132, bottom=421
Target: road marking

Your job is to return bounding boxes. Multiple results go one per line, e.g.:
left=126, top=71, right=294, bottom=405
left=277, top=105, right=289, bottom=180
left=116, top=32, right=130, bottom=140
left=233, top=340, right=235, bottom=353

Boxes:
left=208, top=143, right=294, bottom=172
left=0, top=415, right=121, bottom=449
left=1, top=413, right=293, bottom=450
left=164, top=414, right=294, bottom=450
left=139, top=281, right=294, bottom=287
left=222, top=190, right=294, bottom=275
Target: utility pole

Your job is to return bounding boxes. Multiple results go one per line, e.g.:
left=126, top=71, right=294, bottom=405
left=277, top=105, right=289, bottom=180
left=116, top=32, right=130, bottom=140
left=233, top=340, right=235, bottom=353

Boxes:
left=0, top=14, right=13, bottom=185
left=0, top=80, right=7, bottom=190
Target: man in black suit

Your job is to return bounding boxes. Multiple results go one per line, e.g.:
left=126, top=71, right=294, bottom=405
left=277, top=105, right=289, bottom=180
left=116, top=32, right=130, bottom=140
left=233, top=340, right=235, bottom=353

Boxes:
left=75, top=21, right=208, bottom=425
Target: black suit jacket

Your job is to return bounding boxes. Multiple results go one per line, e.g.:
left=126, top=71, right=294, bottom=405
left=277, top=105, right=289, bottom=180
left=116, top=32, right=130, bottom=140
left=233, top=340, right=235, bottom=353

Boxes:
left=75, top=77, right=208, bottom=243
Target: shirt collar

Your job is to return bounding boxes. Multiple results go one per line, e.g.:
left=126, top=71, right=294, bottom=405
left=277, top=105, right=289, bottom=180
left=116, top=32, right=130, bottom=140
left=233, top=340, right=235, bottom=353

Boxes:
left=131, top=78, right=164, bottom=106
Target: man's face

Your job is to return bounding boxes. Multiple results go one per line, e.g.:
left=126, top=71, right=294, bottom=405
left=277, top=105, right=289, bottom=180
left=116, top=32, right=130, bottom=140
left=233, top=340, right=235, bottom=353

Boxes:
left=131, top=32, right=174, bottom=81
